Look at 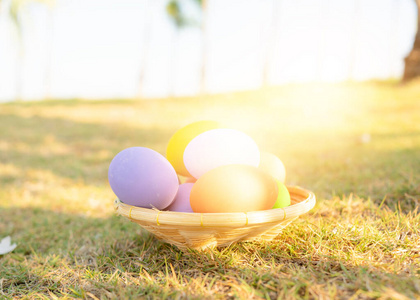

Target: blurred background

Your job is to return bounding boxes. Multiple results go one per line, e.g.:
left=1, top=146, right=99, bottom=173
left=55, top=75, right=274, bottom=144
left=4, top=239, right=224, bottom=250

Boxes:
left=0, top=0, right=420, bottom=101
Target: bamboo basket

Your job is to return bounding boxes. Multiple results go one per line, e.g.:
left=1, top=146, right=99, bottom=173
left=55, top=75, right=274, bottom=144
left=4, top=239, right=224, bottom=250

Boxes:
left=114, top=186, right=315, bottom=251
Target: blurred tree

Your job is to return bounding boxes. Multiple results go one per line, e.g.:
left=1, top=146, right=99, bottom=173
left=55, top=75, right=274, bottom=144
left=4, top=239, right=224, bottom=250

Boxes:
left=138, top=0, right=153, bottom=98
left=262, top=0, right=280, bottom=87
left=403, top=0, right=420, bottom=81
left=316, top=0, right=329, bottom=81
left=389, top=0, right=399, bottom=77
left=9, top=0, right=54, bottom=101
left=10, top=0, right=24, bottom=101
left=166, top=0, right=206, bottom=95
left=43, top=3, right=54, bottom=100
left=349, top=0, right=360, bottom=80
left=193, top=0, right=207, bottom=94
left=166, top=0, right=188, bottom=97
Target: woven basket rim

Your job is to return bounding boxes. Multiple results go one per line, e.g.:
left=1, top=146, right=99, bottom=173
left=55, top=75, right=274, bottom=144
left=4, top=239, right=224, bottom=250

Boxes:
left=114, top=186, right=315, bottom=227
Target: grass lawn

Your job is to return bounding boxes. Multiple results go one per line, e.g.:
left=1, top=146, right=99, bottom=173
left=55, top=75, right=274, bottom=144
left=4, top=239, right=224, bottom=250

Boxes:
left=0, top=82, right=419, bottom=299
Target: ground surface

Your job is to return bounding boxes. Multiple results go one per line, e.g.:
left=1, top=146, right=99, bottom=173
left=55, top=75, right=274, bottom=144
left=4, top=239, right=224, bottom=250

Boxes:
left=0, top=82, right=419, bottom=299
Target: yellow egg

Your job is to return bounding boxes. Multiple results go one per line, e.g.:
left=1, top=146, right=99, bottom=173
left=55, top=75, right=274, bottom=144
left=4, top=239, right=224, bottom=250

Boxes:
left=258, top=152, right=286, bottom=183
left=190, top=165, right=278, bottom=213
left=166, top=121, right=220, bottom=177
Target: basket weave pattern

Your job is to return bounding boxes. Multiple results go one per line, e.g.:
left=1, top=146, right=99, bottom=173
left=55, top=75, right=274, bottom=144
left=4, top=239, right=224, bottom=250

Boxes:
left=114, top=186, right=316, bottom=250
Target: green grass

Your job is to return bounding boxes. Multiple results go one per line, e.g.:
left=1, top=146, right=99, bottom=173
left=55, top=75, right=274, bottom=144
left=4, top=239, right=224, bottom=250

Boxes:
left=0, top=82, right=419, bottom=299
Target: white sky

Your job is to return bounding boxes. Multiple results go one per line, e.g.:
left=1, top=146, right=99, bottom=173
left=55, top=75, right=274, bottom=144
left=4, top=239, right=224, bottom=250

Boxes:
left=0, top=0, right=417, bottom=101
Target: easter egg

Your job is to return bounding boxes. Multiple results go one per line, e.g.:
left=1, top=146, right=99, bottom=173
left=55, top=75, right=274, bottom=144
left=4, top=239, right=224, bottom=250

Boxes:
left=166, top=121, right=220, bottom=177
left=166, top=183, right=194, bottom=212
left=108, top=147, right=179, bottom=209
left=184, top=129, right=260, bottom=179
left=190, top=165, right=278, bottom=213
left=258, top=152, right=286, bottom=183
left=272, top=180, right=291, bottom=209
left=185, top=177, right=197, bottom=183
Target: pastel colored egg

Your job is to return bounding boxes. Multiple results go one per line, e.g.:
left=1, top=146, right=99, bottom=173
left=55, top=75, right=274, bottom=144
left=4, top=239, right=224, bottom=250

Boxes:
left=166, top=121, right=220, bottom=177
left=184, top=129, right=260, bottom=179
left=166, top=183, right=194, bottom=213
left=258, top=152, right=286, bottom=183
left=108, top=147, right=179, bottom=209
left=184, top=177, right=197, bottom=183
left=272, top=180, right=291, bottom=209
left=190, top=165, right=278, bottom=213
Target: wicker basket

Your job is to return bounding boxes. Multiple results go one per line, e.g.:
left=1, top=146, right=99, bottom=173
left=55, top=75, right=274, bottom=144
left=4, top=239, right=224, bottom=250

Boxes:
left=114, top=186, right=315, bottom=251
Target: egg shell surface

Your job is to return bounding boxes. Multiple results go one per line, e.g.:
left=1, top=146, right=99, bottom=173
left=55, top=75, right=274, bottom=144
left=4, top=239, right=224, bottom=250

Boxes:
left=272, top=180, right=291, bottom=209
left=108, top=147, right=179, bottom=209
left=184, top=128, right=260, bottom=179
left=190, top=164, right=278, bottom=213
left=258, top=152, right=286, bottom=183
left=166, top=120, right=220, bottom=177
left=166, top=183, right=194, bottom=213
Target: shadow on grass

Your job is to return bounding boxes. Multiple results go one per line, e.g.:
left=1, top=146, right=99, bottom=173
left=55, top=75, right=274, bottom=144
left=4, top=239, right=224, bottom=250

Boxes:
left=0, top=206, right=151, bottom=297
left=0, top=113, right=174, bottom=184
left=1, top=206, right=419, bottom=298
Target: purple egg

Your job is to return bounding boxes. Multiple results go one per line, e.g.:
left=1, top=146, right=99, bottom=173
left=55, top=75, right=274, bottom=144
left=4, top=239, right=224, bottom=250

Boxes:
left=166, top=183, right=194, bottom=213
left=108, top=147, right=179, bottom=209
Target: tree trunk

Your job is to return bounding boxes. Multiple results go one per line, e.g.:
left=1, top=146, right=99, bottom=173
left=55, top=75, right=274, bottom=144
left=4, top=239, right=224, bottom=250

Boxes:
left=44, top=8, right=54, bottom=100
left=315, top=0, right=329, bottom=81
left=12, top=10, right=24, bottom=101
left=199, top=0, right=207, bottom=94
left=15, top=48, right=23, bottom=101
left=15, top=21, right=24, bottom=102
left=349, top=0, right=360, bottom=80
left=402, top=0, right=420, bottom=81
left=389, top=0, right=399, bottom=77
left=169, top=27, right=179, bottom=97
left=138, top=0, right=152, bottom=98
left=262, top=0, right=280, bottom=87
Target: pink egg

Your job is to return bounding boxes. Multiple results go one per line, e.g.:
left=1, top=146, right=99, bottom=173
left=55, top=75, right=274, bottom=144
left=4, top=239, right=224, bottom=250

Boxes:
left=165, top=183, right=194, bottom=213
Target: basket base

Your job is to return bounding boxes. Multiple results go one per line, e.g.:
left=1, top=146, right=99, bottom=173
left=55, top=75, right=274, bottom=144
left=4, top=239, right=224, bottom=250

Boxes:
left=139, top=217, right=297, bottom=251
